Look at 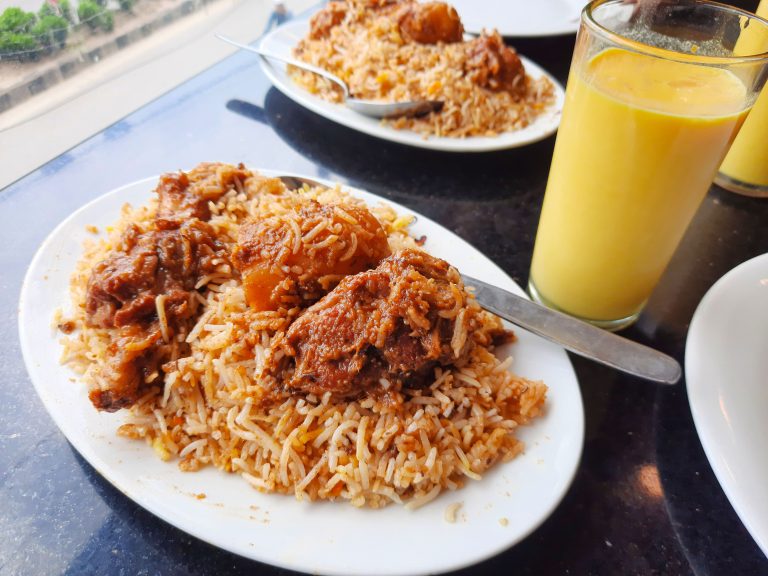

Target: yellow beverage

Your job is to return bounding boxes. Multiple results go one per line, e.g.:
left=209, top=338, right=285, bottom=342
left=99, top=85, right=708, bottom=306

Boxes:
left=530, top=48, right=749, bottom=324
left=719, top=87, right=768, bottom=188
left=718, top=0, right=768, bottom=195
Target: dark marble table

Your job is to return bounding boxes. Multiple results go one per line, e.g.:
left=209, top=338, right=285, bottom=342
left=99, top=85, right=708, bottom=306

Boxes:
left=2, top=3, right=767, bottom=575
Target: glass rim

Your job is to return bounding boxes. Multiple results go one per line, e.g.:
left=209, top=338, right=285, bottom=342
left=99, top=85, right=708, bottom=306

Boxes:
left=583, top=0, right=768, bottom=65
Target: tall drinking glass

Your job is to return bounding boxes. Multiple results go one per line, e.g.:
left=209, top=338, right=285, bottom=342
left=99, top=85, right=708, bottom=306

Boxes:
left=529, top=0, right=768, bottom=331
left=716, top=0, right=768, bottom=197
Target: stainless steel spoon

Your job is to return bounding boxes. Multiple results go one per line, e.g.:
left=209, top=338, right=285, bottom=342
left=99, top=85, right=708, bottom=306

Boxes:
left=461, top=274, right=681, bottom=384
left=275, top=174, right=682, bottom=385
left=216, top=34, right=444, bottom=119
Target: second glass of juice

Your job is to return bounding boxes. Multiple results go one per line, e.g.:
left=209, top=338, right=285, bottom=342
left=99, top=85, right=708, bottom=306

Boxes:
left=529, top=0, right=768, bottom=331
left=716, top=0, right=768, bottom=197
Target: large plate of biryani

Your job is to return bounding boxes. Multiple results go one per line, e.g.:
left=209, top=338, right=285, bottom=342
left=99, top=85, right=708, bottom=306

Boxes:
left=19, top=163, right=584, bottom=575
left=257, top=1, right=565, bottom=152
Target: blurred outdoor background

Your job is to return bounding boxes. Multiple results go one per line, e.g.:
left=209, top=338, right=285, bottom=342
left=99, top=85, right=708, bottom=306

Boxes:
left=0, top=0, right=314, bottom=189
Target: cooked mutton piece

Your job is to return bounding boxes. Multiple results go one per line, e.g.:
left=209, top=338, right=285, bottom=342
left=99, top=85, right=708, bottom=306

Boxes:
left=309, top=1, right=348, bottom=39
left=155, top=162, right=255, bottom=229
left=86, top=221, right=228, bottom=330
left=465, top=31, right=526, bottom=95
left=85, top=220, right=229, bottom=411
left=84, top=162, right=245, bottom=411
left=265, top=249, right=510, bottom=399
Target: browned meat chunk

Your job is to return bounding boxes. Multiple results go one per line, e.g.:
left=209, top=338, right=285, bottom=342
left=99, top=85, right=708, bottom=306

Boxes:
left=232, top=199, right=390, bottom=312
left=266, top=249, right=486, bottom=399
left=398, top=2, right=463, bottom=44
left=89, top=325, right=162, bottom=411
left=465, top=31, right=526, bottom=94
left=309, top=1, right=348, bottom=39
left=86, top=221, right=228, bottom=329
left=86, top=225, right=157, bottom=329
left=156, top=162, right=252, bottom=230
left=84, top=163, right=242, bottom=412
left=156, top=172, right=207, bottom=227
left=85, top=220, right=228, bottom=411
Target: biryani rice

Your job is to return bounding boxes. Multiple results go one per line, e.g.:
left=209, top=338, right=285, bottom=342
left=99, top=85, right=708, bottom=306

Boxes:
left=291, top=2, right=556, bottom=137
left=61, top=169, right=547, bottom=508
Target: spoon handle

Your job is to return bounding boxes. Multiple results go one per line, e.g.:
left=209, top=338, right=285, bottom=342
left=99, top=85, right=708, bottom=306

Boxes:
left=462, top=274, right=682, bottom=384
left=215, top=34, right=350, bottom=99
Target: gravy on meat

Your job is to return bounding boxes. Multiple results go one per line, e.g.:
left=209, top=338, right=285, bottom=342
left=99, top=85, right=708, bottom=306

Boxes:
left=465, top=31, right=526, bottom=94
left=84, top=163, right=251, bottom=411
left=265, top=249, right=507, bottom=399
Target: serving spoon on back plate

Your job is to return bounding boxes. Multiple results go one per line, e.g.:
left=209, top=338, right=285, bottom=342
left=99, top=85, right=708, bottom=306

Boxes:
left=216, top=35, right=444, bottom=119
left=275, top=174, right=682, bottom=385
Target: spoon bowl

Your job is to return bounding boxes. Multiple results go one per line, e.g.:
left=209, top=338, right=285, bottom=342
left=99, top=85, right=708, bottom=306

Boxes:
left=216, top=35, right=444, bottom=119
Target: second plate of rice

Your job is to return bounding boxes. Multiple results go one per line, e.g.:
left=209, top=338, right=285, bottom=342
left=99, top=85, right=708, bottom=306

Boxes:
left=20, top=168, right=583, bottom=576
left=257, top=14, right=565, bottom=152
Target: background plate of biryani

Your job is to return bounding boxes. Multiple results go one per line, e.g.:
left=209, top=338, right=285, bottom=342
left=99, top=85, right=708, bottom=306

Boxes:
left=19, top=163, right=584, bottom=576
left=257, top=1, right=565, bottom=152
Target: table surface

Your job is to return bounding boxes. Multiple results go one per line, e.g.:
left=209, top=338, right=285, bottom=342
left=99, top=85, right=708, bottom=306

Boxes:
left=2, top=5, right=768, bottom=575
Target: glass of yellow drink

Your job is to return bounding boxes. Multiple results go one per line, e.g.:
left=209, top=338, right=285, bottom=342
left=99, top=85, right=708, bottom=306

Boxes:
left=716, top=0, right=768, bottom=197
left=529, top=0, right=768, bottom=331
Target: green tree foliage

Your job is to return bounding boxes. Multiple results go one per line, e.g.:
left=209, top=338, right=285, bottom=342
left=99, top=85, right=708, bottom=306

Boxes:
left=77, top=0, right=101, bottom=30
left=0, top=31, right=37, bottom=53
left=78, top=0, right=113, bottom=33
left=0, top=7, right=38, bottom=59
left=0, top=7, right=37, bottom=33
left=0, top=3, right=74, bottom=59
left=38, top=3, right=57, bottom=19
left=100, top=10, right=113, bottom=32
left=59, top=0, right=74, bottom=24
left=40, top=1, right=74, bottom=24
left=0, top=0, right=129, bottom=60
left=31, top=14, right=68, bottom=49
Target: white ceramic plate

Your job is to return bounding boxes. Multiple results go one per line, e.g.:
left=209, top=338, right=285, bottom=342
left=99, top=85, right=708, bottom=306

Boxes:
left=686, top=253, right=768, bottom=559
left=258, top=20, right=565, bottom=152
left=19, top=173, right=584, bottom=576
left=450, top=0, right=584, bottom=37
